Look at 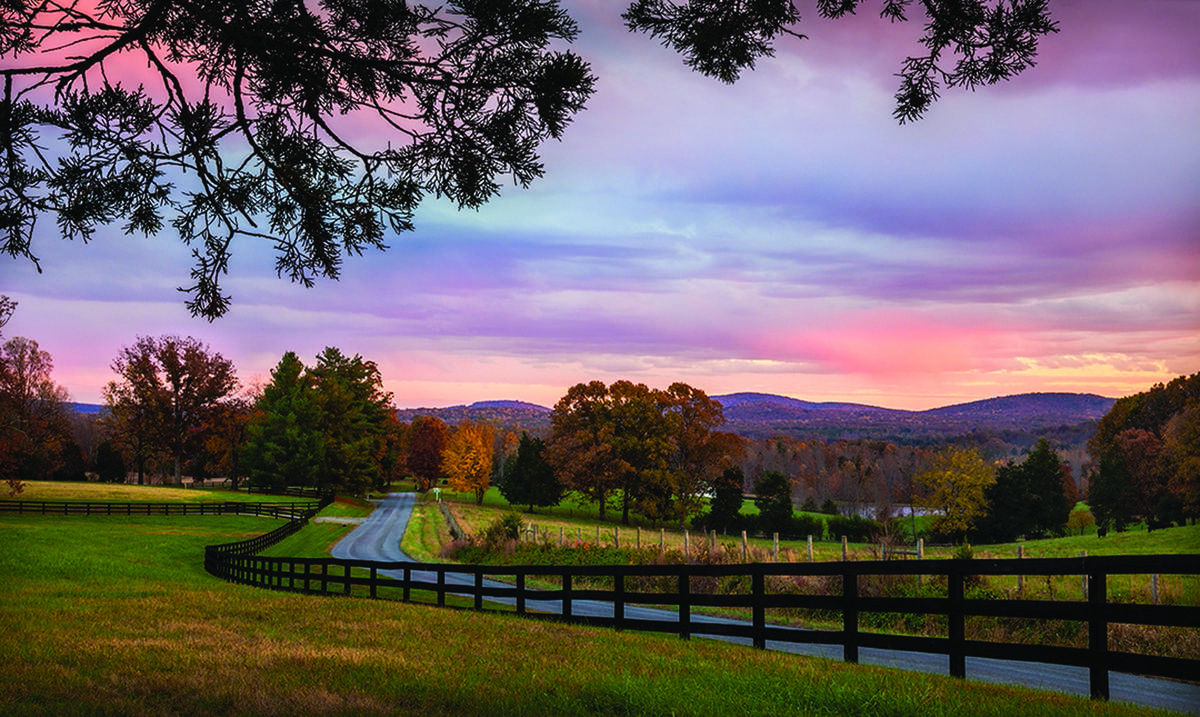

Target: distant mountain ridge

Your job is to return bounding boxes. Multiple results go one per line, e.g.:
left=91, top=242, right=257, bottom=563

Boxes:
left=468, top=400, right=552, bottom=412
left=72, top=392, right=1116, bottom=446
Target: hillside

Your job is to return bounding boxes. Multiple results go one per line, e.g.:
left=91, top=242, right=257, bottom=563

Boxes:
left=386, top=391, right=1114, bottom=448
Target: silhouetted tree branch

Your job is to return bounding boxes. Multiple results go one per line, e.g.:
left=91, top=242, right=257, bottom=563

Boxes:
left=2, top=0, right=1056, bottom=318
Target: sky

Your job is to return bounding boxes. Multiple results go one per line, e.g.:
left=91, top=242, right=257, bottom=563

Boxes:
left=2, top=0, right=1198, bottom=410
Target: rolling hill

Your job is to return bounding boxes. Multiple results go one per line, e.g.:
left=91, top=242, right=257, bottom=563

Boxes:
left=389, top=391, right=1115, bottom=445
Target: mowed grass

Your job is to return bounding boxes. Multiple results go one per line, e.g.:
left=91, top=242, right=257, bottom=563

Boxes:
left=12, top=481, right=294, bottom=504
left=0, top=512, right=1172, bottom=716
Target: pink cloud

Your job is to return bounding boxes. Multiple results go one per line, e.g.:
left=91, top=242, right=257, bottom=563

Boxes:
left=758, top=310, right=1020, bottom=377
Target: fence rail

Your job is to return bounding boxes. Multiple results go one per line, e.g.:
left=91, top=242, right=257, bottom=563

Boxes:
left=0, top=499, right=322, bottom=519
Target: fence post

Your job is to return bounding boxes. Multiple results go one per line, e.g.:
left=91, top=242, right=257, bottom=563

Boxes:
left=474, top=569, right=483, bottom=610
left=1088, top=564, right=1109, bottom=700
left=559, top=526, right=564, bottom=547
left=437, top=569, right=446, bottom=607
left=752, top=569, right=765, bottom=649
left=683, top=530, right=690, bottom=559
left=532, top=524, right=538, bottom=542
left=562, top=572, right=572, bottom=618
left=679, top=572, right=691, bottom=640
left=741, top=530, right=749, bottom=562
left=636, top=527, right=641, bottom=550
left=370, top=566, right=377, bottom=599
left=1151, top=573, right=1159, bottom=605
left=304, top=561, right=311, bottom=592
left=321, top=560, right=328, bottom=593
left=596, top=525, right=600, bottom=545
left=949, top=566, right=965, bottom=678
left=614, top=572, right=625, bottom=630
left=773, top=533, right=779, bottom=562
left=614, top=526, right=619, bottom=548
left=403, top=566, right=411, bottom=602
left=1081, top=551, right=1088, bottom=600
left=843, top=569, right=858, bottom=664
left=807, top=535, right=813, bottom=562
left=660, top=528, right=664, bottom=553
left=842, top=536, right=848, bottom=561
left=516, top=572, right=526, bottom=615
left=711, top=530, right=716, bottom=549
left=344, top=563, right=351, bottom=595
left=1017, top=545, right=1024, bottom=594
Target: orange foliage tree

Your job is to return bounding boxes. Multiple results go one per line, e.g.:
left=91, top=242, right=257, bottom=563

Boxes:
left=442, top=421, right=495, bottom=505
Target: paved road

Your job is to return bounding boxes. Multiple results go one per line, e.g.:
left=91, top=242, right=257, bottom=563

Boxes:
left=333, top=493, right=1200, bottom=714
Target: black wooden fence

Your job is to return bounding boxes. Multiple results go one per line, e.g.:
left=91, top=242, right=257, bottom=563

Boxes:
left=206, top=548, right=1200, bottom=700
left=7, top=497, right=1196, bottom=701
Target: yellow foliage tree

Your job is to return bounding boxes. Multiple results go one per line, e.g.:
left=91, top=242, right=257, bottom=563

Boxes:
left=442, top=421, right=496, bottom=505
left=915, top=447, right=995, bottom=540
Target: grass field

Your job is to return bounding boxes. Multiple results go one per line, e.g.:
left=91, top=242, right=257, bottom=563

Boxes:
left=10, top=481, right=296, bottom=503
left=0, top=503, right=1173, bottom=716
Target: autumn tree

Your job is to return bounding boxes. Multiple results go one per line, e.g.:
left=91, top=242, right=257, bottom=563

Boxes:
left=2, top=2, right=1055, bottom=317
left=498, top=432, right=562, bottom=512
left=443, top=421, right=496, bottom=505
left=0, top=336, right=72, bottom=484
left=408, top=415, right=449, bottom=492
left=1162, top=404, right=1200, bottom=520
left=102, top=350, right=165, bottom=486
left=608, top=380, right=674, bottom=524
left=914, top=446, right=994, bottom=541
left=547, top=381, right=620, bottom=520
left=201, top=396, right=253, bottom=489
left=107, top=336, right=237, bottom=486
left=660, top=382, right=741, bottom=524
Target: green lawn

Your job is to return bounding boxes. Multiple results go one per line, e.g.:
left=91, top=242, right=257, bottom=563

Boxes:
left=0, top=510, right=1170, bottom=717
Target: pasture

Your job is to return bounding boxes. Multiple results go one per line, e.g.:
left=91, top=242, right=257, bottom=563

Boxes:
left=0, top=482, right=1174, bottom=716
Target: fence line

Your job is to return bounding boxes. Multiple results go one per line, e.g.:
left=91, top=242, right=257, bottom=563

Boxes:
left=208, top=547, right=1200, bottom=700
left=7, top=497, right=1197, bottom=701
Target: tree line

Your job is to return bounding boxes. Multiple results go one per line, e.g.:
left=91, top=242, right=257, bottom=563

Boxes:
left=1086, top=373, right=1200, bottom=530
left=2, top=302, right=1194, bottom=540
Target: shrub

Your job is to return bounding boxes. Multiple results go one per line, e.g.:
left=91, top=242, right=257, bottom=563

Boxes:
left=825, top=514, right=881, bottom=542
left=790, top=514, right=824, bottom=540
left=482, top=513, right=523, bottom=545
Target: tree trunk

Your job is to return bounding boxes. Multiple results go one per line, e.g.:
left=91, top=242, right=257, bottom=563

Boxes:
left=476, top=489, right=484, bottom=506
left=136, top=454, right=144, bottom=486
left=174, top=456, right=182, bottom=486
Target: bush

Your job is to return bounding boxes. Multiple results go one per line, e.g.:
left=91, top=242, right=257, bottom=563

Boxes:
left=790, top=514, right=824, bottom=540
left=482, top=513, right=523, bottom=544
left=825, top=514, right=881, bottom=542
left=818, top=498, right=838, bottom=515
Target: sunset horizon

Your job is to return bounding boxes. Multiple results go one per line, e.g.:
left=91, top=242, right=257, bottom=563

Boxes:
left=3, top=0, right=1196, bottom=413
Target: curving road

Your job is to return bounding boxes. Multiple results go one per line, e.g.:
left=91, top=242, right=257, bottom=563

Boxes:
left=333, top=493, right=1200, bottom=714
